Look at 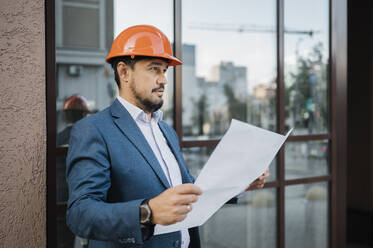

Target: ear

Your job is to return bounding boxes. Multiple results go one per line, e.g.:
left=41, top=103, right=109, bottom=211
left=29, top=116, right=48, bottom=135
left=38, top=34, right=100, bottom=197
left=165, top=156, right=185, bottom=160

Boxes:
left=117, top=62, right=131, bottom=87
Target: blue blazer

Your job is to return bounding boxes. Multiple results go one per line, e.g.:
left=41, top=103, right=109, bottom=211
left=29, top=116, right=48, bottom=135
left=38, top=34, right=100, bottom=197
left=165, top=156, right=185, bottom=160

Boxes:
left=66, top=99, right=200, bottom=248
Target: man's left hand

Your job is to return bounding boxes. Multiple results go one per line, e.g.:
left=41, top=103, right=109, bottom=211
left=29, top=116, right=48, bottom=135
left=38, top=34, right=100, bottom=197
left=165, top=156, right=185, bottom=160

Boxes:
left=245, top=168, right=270, bottom=191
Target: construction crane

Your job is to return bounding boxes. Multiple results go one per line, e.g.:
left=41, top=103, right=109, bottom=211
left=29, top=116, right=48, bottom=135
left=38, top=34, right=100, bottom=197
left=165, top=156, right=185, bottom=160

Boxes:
left=189, top=23, right=320, bottom=37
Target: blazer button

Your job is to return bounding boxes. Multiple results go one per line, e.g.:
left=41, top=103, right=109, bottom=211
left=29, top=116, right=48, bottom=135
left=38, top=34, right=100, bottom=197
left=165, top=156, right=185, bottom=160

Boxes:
left=173, top=240, right=180, bottom=247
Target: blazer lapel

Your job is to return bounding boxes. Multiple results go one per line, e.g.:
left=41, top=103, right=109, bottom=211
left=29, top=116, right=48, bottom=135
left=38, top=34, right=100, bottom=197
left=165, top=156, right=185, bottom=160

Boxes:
left=110, top=100, right=171, bottom=189
left=158, top=122, right=193, bottom=184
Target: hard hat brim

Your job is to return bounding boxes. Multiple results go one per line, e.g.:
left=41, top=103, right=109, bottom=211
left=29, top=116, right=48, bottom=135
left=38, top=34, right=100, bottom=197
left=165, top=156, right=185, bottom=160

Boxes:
left=105, top=53, right=182, bottom=66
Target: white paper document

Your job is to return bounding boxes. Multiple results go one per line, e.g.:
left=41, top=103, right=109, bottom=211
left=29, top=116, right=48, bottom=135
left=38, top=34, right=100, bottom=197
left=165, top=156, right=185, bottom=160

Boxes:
left=154, top=119, right=292, bottom=235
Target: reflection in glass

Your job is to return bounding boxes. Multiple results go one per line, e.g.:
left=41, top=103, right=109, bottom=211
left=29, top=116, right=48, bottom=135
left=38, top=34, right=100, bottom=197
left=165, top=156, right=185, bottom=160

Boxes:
left=56, top=156, right=68, bottom=203
left=182, top=0, right=277, bottom=139
left=57, top=211, right=75, bottom=248
left=284, top=0, right=329, bottom=135
left=183, top=146, right=277, bottom=183
left=57, top=95, right=91, bottom=146
left=183, top=146, right=214, bottom=179
left=201, top=188, right=277, bottom=248
left=285, top=140, right=329, bottom=180
left=57, top=209, right=88, bottom=248
left=56, top=0, right=116, bottom=144
left=268, top=157, right=277, bottom=182
left=56, top=0, right=175, bottom=144
left=285, top=182, right=328, bottom=248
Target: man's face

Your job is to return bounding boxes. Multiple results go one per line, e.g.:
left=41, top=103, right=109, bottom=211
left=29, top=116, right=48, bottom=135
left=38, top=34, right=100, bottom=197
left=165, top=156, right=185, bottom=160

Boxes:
left=125, top=58, right=169, bottom=113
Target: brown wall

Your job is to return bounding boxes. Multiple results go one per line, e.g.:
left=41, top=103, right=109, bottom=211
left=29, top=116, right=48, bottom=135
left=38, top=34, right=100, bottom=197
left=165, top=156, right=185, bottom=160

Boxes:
left=0, top=0, right=46, bottom=247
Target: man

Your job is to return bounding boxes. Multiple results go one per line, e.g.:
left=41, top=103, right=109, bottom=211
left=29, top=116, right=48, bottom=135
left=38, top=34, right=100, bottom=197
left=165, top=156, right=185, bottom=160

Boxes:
left=57, top=94, right=90, bottom=146
left=66, top=25, right=269, bottom=248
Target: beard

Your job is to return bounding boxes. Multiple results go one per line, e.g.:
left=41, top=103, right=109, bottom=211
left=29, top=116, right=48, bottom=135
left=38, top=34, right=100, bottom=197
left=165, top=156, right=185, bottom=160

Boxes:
left=129, top=79, right=164, bottom=113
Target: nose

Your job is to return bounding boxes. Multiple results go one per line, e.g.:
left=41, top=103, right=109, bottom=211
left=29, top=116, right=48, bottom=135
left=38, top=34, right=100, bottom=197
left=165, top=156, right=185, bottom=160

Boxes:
left=157, top=72, right=167, bottom=85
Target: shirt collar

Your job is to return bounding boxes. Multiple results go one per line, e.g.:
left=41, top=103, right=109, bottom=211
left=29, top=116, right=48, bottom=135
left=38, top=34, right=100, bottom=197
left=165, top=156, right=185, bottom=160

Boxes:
left=117, top=96, right=163, bottom=123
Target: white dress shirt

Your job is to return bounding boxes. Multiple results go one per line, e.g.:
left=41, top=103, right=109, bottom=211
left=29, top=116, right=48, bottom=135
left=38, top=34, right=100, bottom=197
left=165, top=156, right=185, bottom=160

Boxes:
left=117, top=96, right=190, bottom=248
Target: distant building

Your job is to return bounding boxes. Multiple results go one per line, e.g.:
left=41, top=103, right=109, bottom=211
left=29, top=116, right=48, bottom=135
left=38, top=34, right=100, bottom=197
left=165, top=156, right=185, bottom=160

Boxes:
left=249, top=83, right=276, bottom=131
left=182, top=44, right=248, bottom=137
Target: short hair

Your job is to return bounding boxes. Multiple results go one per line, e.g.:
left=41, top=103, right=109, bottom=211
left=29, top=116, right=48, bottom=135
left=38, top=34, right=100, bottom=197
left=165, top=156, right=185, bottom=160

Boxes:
left=110, top=56, right=170, bottom=89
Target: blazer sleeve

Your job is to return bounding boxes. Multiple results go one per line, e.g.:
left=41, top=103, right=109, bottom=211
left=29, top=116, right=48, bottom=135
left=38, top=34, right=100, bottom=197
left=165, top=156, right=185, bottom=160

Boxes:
left=65, top=119, right=145, bottom=245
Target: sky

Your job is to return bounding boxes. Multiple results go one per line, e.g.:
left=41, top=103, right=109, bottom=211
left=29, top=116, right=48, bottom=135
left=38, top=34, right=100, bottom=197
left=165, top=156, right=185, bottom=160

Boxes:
left=114, top=0, right=329, bottom=91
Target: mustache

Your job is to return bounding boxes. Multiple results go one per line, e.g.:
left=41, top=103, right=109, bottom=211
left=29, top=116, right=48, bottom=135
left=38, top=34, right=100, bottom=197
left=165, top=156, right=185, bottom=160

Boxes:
left=152, top=86, right=165, bottom=92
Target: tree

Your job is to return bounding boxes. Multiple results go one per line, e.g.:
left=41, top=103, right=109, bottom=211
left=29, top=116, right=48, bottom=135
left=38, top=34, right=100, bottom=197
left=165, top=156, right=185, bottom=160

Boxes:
left=286, top=42, right=328, bottom=133
left=223, top=83, right=247, bottom=121
left=191, top=94, right=209, bottom=135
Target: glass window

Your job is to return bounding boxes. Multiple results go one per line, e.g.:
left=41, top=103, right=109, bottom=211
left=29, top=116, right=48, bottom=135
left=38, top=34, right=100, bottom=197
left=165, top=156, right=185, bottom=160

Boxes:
left=63, top=4, right=100, bottom=48
left=285, top=182, right=329, bottom=248
left=56, top=156, right=68, bottom=203
left=183, top=146, right=214, bottom=179
left=268, top=158, right=277, bottom=182
left=285, top=140, right=329, bottom=180
left=56, top=0, right=175, bottom=147
left=56, top=0, right=115, bottom=146
left=182, top=0, right=277, bottom=140
left=55, top=0, right=174, bottom=246
left=284, top=0, right=329, bottom=135
left=52, top=0, right=335, bottom=247
left=57, top=210, right=75, bottom=248
left=201, top=188, right=277, bottom=248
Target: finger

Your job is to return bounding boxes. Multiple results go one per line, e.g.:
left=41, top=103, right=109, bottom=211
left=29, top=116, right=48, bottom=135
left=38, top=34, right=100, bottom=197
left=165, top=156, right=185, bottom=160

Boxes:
left=261, top=168, right=270, bottom=178
left=175, top=214, right=187, bottom=222
left=175, top=204, right=192, bottom=215
left=178, top=194, right=199, bottom=205
left=250, top=180, right=263, bottom=186
left=260, top=174, right=269, bottom=180
left=252, top=178, right=260, bottom=183
left=174, top=184, right=202, bottom=195
left=187, top=204, right=192, bottom=211
left=260, top=171, right=269, bottom=179
left=250, top=180, right=266, bottom=189
left=251, top=184, right=264, bottom=190
left=246, top=185, right=257, bottom=191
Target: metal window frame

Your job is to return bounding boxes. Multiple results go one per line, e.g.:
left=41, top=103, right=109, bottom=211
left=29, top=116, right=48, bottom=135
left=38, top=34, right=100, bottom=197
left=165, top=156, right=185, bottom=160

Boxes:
left=46, top=0, right=347, bottom=247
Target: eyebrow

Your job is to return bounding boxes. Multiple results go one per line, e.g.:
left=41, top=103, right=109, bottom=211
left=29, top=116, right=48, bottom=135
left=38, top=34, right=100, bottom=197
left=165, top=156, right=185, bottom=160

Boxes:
left=147, top=61, right=168, bottom=69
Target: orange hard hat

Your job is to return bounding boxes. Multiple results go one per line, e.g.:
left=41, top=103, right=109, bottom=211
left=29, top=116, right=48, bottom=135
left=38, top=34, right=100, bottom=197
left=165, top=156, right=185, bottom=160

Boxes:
left=63, top=95, right=90, bottom=112
left=106, top=25, right=182, bottom=66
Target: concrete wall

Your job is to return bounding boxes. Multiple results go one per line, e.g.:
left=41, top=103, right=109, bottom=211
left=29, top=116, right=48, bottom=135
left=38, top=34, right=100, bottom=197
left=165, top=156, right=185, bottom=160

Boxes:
left=0, top=0, right=46, bottom=247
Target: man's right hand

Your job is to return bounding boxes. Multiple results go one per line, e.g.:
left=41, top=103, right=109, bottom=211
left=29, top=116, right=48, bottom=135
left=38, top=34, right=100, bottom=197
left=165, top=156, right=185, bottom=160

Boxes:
left=148, top=184, right=202, bottom=226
